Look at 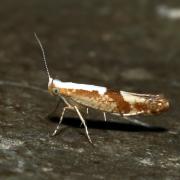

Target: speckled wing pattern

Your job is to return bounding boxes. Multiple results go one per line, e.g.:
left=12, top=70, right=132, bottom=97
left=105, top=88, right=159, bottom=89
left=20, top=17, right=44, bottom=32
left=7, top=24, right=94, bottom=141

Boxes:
left=59, top=88, right=169, bottom=116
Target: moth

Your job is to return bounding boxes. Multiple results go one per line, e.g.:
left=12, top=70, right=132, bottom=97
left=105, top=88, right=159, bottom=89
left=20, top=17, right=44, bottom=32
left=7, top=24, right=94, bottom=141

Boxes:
left=35, top=33, right=169, bottom=143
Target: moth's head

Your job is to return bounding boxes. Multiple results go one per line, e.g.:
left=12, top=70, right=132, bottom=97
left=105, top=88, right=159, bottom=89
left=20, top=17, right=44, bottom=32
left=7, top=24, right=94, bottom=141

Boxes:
left=48, top=77, right=61, bottom=96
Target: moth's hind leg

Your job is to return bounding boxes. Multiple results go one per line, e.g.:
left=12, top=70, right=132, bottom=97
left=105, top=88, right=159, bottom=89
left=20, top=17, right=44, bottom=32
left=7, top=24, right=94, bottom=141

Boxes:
left=52, top=106, right=74, bottom=136
left=103, top=112, right=107, bottom=122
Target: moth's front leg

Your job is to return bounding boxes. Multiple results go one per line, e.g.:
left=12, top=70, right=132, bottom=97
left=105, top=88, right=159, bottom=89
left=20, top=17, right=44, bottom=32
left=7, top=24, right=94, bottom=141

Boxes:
left=52, top=106, right=74, bottom=136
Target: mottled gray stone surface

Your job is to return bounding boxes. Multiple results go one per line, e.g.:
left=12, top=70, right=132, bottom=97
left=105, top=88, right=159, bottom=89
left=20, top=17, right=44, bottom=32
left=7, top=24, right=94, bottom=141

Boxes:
left=0, top=0, right=180, bottom=179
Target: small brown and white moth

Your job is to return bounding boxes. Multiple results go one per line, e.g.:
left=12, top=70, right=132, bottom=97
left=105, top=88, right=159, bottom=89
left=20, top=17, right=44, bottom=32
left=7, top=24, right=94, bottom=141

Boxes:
left=35, top=33, right=169, bottom=143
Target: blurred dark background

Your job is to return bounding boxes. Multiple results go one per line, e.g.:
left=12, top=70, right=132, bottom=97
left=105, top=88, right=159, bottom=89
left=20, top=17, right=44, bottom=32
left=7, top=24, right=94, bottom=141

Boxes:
left=0, top=0, right=180, bottom=179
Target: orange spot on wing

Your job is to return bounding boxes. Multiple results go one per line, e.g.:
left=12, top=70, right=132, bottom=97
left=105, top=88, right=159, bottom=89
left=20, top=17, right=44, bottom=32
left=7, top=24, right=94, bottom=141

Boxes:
left=105, top=90, right=131, bottom=114
left=134, top=102, right=148, bottom=112
left=60, top=88, right=100, bottom=98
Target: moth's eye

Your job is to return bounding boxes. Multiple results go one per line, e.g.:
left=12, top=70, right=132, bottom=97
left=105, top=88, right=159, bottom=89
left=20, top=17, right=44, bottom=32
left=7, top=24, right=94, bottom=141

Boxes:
left=52, top=88, right=59, bottom=95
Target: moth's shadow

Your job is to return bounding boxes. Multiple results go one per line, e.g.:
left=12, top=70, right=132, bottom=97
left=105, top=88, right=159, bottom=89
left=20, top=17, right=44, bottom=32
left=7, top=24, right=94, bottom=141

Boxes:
left=48, top=116, right=167, bottom=133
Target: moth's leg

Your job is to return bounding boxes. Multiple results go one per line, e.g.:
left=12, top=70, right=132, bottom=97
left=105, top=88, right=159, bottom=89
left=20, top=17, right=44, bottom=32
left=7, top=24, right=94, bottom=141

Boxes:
left=52, top=106, right=74, bottom=136
left=123, top=116, right=151, bottom=127
left=61, top=96, right=71, bottom=107
left=103, top=112, right=107, bottom=122
left=74, top=106, right=92, bottom=144
left=79, top=108, right=89, bottom=127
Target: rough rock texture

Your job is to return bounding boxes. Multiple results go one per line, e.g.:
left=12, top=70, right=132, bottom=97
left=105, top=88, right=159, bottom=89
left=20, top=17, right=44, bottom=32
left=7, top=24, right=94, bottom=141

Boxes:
left=0, top=0, right=180, bottom=179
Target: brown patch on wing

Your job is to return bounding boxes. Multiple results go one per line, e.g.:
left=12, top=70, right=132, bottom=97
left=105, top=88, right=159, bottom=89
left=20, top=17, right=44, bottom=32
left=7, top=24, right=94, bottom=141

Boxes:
left=59, top=88, right=70, bottom=96
left=105, top=90, right=131, bottom=114
left=134, top=102, right=148, bottom=113
left=60, top=88, right=119, bottom=113
left=60, top=88, right=100, bottom=98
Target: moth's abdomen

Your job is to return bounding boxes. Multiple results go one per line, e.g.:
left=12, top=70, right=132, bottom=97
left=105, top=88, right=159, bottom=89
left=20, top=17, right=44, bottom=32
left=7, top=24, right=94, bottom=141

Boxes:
left=145, top=95, right=169, bottom=114
left=120, top=91, right=169, bottom=116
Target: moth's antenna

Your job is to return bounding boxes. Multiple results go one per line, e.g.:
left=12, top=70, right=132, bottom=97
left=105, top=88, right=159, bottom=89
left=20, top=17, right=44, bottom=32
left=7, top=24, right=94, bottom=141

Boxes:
left=34, top=33, right=51, bottom=79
